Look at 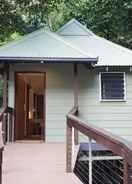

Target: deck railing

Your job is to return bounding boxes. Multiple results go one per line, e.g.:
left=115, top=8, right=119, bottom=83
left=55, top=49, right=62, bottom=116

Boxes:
left=0, top=105, right=9, bottom=184
left=66, top=106, right=132, bottom=184
left=0, top=106, right=14, bottom=143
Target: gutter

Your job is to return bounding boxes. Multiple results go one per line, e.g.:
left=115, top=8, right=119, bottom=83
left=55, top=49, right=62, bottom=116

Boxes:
left=0, top=56, right=98, bottom=64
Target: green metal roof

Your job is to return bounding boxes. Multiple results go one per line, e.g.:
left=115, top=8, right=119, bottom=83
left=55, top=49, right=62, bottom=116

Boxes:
left=58, top=19, right=95, bottom=36
left=0, top=28, right=97, bottom=63
left=58, top=19, right=132, bottom=66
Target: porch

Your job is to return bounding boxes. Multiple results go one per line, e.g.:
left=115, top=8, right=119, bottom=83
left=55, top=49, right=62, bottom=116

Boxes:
left=3, top=142, right=81, bottom=184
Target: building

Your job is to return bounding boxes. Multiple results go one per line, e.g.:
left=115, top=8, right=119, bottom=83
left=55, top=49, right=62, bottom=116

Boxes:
left=0, top=19, right=132, bottom=143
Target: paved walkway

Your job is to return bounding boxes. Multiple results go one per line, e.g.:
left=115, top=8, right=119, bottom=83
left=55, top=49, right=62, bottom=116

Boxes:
left=2, top=142, right=81, bottom=184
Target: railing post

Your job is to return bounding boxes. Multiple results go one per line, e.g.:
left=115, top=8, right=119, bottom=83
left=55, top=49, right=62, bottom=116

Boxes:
left=0, top=148, right=3, bottom=184
left=11, top=112, right=14, bottom=142
left=89, top=138, right=92, bottom=184
left=0, top=120, right=4, bottom=184
left=2, top=113, right=7, bottom=144
left=66, top=119, right=73, bottom=173
left=7, top=112, right=13, bottom=143
left=123, top=160, right=128, bottom=184
left=74, top=109, right=79, bottom=145
left=7, top=113, right=10, bottom=142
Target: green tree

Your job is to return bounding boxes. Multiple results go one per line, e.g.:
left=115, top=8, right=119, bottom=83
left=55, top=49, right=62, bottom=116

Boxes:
left=0, top=0, right=25, bottom=43
left=64, top=0, right=132, bottom=48
left=0, top=0, right=132, bottom=49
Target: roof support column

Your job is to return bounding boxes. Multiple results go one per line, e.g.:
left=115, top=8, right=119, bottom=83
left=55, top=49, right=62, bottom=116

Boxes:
left=73, top=63, right=79, bottom=145
left=3, top=64, right=9, bottom=108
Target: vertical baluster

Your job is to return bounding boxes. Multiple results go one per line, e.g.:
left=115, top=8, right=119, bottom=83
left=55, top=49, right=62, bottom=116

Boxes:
left=89, top=138, right=92, bottom=184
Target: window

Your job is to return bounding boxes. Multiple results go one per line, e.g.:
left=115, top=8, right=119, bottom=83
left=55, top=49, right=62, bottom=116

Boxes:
left=100, top=72, right=125, bottom=101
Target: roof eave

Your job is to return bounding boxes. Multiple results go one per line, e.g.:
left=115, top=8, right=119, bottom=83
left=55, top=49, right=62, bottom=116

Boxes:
left=0, top=56, right=98, bottom=64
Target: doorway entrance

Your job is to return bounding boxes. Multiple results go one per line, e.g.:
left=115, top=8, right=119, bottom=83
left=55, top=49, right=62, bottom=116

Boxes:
left=15, top=72, right=45, bottom=141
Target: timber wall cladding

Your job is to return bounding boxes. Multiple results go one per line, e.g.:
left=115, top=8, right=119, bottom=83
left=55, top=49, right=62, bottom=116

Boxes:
left=8, top=63, right=132, bottom=142
left=8, top=64, right=74, bottom=142
left=79, top=65, right=132, bottom=142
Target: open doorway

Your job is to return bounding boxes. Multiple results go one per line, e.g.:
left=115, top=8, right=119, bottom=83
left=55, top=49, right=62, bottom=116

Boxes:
left=15, top=72, right=45, bottom=141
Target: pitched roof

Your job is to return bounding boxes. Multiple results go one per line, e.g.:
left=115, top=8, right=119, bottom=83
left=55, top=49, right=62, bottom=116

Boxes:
left=0, top=27, right=97, bottom=63
left=58, top=19, right=94, bottom=36
left=58, top=19, right=132, bottom=66
left=1, top=18, right=131, bottom=66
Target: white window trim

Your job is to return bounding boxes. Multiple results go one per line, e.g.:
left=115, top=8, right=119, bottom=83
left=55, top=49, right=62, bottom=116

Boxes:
left=99, top=72, right=126, bottom=102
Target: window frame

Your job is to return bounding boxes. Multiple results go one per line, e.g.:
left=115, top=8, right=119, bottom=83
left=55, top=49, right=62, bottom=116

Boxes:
left=99, top=72, right=126, bottom=102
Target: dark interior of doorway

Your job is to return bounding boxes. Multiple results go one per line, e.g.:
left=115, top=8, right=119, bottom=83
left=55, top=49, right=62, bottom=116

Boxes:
left=15, top=72, right=45, bottom=141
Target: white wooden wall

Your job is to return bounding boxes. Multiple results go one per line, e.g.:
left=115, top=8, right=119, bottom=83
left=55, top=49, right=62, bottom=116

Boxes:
left=8, top=64, right=74, bottom=142
left=8, top=63, right=132, bottom=142
left=78, top=65, right=132, bottom=142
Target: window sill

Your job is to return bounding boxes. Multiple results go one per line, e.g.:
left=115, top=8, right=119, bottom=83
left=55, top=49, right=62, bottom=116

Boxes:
left=100, top=99, right=126, bottom=102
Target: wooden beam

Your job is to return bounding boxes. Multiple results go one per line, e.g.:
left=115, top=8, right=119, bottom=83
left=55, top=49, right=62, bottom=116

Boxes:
left=2, top=64, right=9, bottom=108
left=2, top=65, right=9, bottom=143
left=73, top=64, right=79, bottom=145
left=73, top=63, right=78, bottom=107
left=123, top=160, right=128, bottom=184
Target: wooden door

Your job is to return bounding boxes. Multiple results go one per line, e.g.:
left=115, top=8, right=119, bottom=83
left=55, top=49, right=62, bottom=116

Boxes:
left=15, top=74, right=25, bottom=140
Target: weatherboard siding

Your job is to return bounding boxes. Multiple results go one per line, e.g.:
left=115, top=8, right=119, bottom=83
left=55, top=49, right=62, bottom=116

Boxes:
left=8, top=64, right=132, bottom=142
left=8, top=64, right=74, bottom=142
left=78, top=65, right=132, bottom=141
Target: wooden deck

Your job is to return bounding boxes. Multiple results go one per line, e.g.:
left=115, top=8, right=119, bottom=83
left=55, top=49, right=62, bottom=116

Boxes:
left=2, top=142, right=81, bottom=184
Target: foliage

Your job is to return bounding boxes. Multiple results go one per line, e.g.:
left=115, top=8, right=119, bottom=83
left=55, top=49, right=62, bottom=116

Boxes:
left=0, top=0, right=25, bottom=42
left=64, top=0, right=132, bottom=49
left=0, top=0, right=132, bottom=48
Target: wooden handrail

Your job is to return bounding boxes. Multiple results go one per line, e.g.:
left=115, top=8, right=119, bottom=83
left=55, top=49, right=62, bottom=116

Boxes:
left=0, top=106, right=7, bottom=184
left=68, top=106, right=78, bottom=115
left=67, top=106, right=132, bottom=167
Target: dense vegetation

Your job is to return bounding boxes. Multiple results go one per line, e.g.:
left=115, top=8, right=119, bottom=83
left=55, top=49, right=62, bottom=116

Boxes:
left=0, top=0, right=132, bottom=48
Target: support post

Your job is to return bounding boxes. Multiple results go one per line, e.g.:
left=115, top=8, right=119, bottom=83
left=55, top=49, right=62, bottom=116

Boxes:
left=11, top=112, right=14, bottom=142
left=2, top=113, right=7, bottom=144
left=89, top=138, right=92, bottom=184
left=74, top=64, right=79, bottom=145
left=2, top=65, right=9, bottom=144
left=66, top=120, right=73, bottom=173
left=3, top=65, right=9, bottom=108
left=7, top=112, right=13, bottom=142
left=0, top=148, right=3, bottom=184
left=123, top=160, right=128, bottom=184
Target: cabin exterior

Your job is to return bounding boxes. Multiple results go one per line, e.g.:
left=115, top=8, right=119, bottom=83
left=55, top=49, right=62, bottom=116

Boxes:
left=0, top=19, right=132, bottom=144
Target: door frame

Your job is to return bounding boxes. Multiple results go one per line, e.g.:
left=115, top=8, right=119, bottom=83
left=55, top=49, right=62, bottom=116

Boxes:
left=14, top=71, right=46, bottom=141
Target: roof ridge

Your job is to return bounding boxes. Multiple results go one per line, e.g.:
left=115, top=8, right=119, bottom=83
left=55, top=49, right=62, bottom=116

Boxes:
left=57, top=18, right=95, bottom=36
